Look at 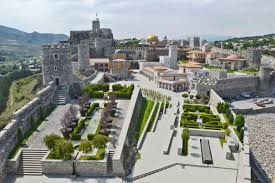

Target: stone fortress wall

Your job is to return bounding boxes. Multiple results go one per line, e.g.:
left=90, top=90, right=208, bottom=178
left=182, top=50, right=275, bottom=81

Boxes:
left=78, top=44, right=90, bottom=72
left=112, top=46, right=187, bottom=61
left=211, top=46, right=262, bottom=69
left=0, top=82, right=56, bottom=182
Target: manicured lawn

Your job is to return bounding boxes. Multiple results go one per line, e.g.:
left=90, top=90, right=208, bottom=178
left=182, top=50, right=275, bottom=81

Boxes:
left=203, top=65, right=222, bottom=69
left=239, top=68, right=258, bottom=74
left=136, top=98, right=154, bottom=139
left=227, top=69, right=235, bottom=73
left=147, top=102, right=160, bottom=132
left=0, top=74, right=42, bottom=127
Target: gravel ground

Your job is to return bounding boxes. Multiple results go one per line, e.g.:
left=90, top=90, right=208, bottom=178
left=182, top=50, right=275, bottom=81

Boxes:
left=245, top=113, right=275, bottom=180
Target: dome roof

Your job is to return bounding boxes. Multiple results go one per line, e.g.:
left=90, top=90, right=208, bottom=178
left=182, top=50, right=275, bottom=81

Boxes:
left=147, top=34, right=159, bottom=43
left=226, top=54, right=241, bottom=60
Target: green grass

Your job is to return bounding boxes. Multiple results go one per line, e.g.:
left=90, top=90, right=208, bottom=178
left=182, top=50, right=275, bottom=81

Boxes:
left=0, top=74, right=42, bottom=127
left=136, top=98, right=154, bottom=139
left=178, top=60, right=188, bottom=64
left=79, top=148, right=105, bottom=160
left=147, top=102, right=159, bottom=132
left=203, top=65, right=222, bottom=69
left=227, top=69, right=235, bottom=73
left=239, top=68, right=258, bottom=74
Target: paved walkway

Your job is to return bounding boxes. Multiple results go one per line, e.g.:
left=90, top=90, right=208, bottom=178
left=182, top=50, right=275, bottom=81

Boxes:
left=127, top=79, right=240, bottom=182
left=26, top=103, right=74, bottom=149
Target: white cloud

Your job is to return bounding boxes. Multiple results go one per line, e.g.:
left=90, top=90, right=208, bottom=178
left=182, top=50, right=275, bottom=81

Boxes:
left=0, top=0, right=274, bottom=38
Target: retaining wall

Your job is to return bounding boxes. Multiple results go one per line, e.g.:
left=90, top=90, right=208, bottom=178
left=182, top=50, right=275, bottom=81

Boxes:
left=112, top=87, right=143, bottom=177
left=0, top=82, right=56, bottom=182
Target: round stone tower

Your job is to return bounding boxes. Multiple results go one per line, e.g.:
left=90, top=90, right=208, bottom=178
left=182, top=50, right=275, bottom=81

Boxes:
left=258, top=66, right=272, bottom=95
left=78, top=44, right=90, bottom=72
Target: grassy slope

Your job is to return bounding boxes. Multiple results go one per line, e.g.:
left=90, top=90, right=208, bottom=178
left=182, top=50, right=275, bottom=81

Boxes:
left=0, top=74, right=42, bottom=126
left=136, top=98, right=154, bottom=139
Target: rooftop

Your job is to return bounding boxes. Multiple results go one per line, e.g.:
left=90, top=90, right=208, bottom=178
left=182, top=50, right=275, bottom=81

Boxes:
left=178, top=61, right=203, bottom=68
left=90, top=58, right=110, bottom=65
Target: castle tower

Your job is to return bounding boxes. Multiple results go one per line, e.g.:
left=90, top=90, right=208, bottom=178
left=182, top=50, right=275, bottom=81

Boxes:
left=78, top=44, right=90, bottom=72
left=168, top=43, right=178, bottom=69
left=92, top=16, right=100, bottom=32
left=42, top=44, right=73, bottom=87
left=245, top=48, right=262, bottom=69
left=258, top=66, right=272, bottom=95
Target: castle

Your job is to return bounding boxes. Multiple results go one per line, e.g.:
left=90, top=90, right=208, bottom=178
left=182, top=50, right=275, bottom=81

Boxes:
left=42, top=17, right=114, bottom=87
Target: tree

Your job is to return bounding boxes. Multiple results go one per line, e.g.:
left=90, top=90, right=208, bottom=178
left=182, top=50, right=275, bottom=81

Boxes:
left=79, top=139, right=93, bottom=153
left=92, top=134, right=109, bottom=149
left=182, top=93, right=188, bottom=98
left=235, top=114, right=245, bottom=132
left=189, top=95, right=194, bottom=99
left=181, top=128, right=190, bottom=156
left=43, top=134, right=62, bottom=150
left=225, top=128, right=231, bottom=136
left=56, top=139, right=74, bottom=160
left=195, top=95, right=201, bottom=100
left=222, top=122, right=229, bottom=130
left=69, top=105, right=78, bottom=119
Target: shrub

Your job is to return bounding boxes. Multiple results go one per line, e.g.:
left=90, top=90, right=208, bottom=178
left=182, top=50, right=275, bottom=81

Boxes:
left=92, top=134, right=109, bottom=149
left=225, top=128, right=231, bottom=136
left=86, top=103, right=99, bottom=116
left=43, top=134, right=62, bottom=150
left=71, top=134, right=81, bottom=140
left=226, top=109, right=234, bottom=124
left=56, top=139, right=74, bottom=160
left=195, top=95, right=201, bottom=100
left=222, top=122, right=229, bottom=130
left=112, top=84, right=124, bottom=91
left=235, top=114, right=245, bottom=132
left=87, top=134, right=95, bottom=141
left=190, top=95, right=194, bottom=99
left=181, top=128, right=190, bottom=156
left=182, top=93, right=189, bottom=98
left=79, top=139, right=93, bottom=153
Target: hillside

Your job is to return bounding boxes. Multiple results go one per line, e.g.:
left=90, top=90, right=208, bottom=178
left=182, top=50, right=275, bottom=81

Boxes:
left=0, top=25, right=68, bottom=60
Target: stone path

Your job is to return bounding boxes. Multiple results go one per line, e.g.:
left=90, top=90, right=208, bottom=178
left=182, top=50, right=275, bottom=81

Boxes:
left=131, top=95, right=239, bottom=183
left=26, top=104, right=73, bottom=149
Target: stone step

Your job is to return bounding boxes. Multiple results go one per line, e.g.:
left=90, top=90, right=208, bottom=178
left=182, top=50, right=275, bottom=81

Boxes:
left=17, top=172, right=42, bottom=175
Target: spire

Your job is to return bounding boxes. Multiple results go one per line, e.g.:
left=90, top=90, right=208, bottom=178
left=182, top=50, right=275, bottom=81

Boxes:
left=96, top=13, right=99, bottom=20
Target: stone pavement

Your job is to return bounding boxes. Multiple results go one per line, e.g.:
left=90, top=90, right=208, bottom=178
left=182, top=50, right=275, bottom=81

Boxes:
left=26, top=103, right=75, bottom=149
left=128, top=82, right=240, bottom=183
left=4, top=175, right=122, bottom=183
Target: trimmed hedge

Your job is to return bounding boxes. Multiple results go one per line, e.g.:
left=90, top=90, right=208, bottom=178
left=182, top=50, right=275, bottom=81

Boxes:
left=109, top=84, right=134, bottom=99
left=86, top=103, right=99, bottom=116
left=183, top=104, right=211, bottom=113
left=70, top=119, right=87, bottom=140
left=82, top=84, right=109, bottom=98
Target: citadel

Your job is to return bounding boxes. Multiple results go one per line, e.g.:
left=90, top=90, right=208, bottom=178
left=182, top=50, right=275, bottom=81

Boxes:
left=0, top=17, right=275, bottom=183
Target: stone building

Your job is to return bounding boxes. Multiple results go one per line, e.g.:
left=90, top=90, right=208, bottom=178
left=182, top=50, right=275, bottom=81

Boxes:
left=159, top=43, right=178, bottom=69
left=189, top=37, right=200, bottom=49
left=186, top=50, right=206, bottom=63
left=69, top=17, right=113, bottom=58
left=218, top=54, right=246, bottom=70
left=42, top=44, right=73, bottom=87
left=109, top=59, right=130, bottom=80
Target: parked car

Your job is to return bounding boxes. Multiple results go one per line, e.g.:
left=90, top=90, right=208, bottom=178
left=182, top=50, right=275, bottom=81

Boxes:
left=241, top=92, right=251, bottom=98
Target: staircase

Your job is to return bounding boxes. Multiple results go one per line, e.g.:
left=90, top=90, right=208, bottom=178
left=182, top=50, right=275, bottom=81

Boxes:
left=106, top=150, right=115, bottom=175
left=53, top=87, right=69, bottom=105
left=17, top=149, right=48, bottom=175
left=104, top=73, right=116, bottom=82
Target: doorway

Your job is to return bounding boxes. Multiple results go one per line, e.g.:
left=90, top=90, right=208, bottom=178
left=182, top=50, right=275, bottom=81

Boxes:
left=55, top=78, right=59, bottom=86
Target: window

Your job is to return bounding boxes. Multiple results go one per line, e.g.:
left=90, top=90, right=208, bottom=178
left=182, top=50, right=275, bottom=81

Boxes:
left=54, top=54, right=59, bottom=60
left=54, top=66, right=57, bottom=71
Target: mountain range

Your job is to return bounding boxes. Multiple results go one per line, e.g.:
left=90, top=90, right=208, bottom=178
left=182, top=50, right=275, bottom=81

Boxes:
left=0, top=25, right=68, bottom=59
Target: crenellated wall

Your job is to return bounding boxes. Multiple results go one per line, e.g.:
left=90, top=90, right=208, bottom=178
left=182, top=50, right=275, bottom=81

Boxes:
left=0, top=81, right=56, bottom=182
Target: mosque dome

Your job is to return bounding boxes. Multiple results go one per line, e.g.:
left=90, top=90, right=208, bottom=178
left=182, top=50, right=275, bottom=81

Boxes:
left=226, top=54, right=241, bottom=60
left=147, top=34, right=159, bottom=43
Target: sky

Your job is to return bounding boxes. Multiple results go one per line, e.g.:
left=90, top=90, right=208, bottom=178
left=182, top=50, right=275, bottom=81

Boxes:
left=0, top=0, right=275, bottom=39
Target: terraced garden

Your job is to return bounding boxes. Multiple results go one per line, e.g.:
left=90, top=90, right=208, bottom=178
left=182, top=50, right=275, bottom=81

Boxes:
left=180, top=104, right=223, bottom=130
